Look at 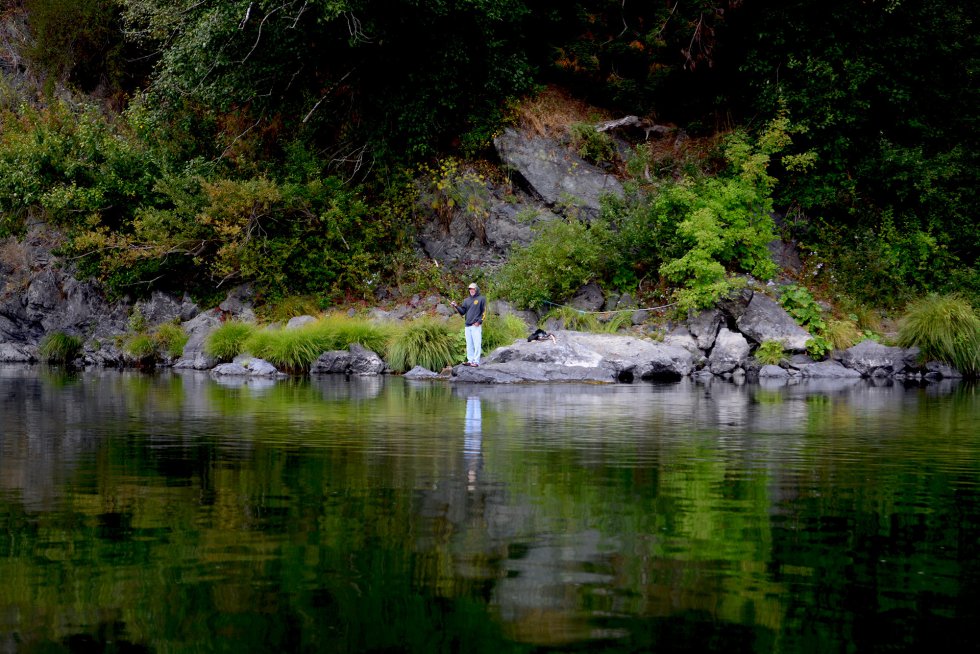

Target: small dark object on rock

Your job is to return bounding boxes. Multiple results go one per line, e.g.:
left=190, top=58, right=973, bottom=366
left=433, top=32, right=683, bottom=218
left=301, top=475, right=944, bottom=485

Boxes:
left=528, top=328, right=557, bottom=343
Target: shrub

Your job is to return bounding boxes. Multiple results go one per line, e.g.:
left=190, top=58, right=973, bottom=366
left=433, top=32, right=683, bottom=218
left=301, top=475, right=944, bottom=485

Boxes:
left=779, top=285, right=827, bottom=334
left=898, top=294, right=980, bottom=376
left=386, top=319, right=459, bottom=373
left=495, top=218, right=604, bottom=310
left=568, top=122, right=616, bottom=165
left=38, top=332, right=83, bottom=364
left=755, top=340, right=786, bottom=366
left=806, top=336, right=832, bottom=361
left=204, top=321, right=256, bottom=361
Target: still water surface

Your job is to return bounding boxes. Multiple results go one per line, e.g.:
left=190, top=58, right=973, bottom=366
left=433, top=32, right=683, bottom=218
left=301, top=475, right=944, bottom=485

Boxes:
left=0, top=366, right=977, bottom=653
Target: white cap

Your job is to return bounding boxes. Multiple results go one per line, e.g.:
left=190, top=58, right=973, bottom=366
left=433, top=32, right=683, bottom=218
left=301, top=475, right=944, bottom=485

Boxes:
left=468, top=283, right=477, bottom=289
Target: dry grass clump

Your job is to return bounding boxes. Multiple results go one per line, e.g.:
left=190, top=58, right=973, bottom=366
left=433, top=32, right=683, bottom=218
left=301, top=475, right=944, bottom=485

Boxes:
left=513, top=85, right=613, bottom=138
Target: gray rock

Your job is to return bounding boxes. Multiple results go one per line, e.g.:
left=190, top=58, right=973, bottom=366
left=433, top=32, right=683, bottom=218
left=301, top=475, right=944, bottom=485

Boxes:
left=568, top=282, right=605, bottom=312
left=310, top=351, right=351, bottom=374
left=310, top=344, right=386, bottom=375
left=135, top=291, right=199, bottom=327
left=925, top=360, right=963, bottom=379
left=715, top=288, right=755, bottom=321
left=708, top=328, right=750, bottom=375
left=494, top=128, right=624, bottom=219
left=798, top=360, right=863, bottom=378
left=231, top=355, right=283, bottom=377
left=218, top=285, right=256, bottom=322
left=686, top=309, right=723, bottom=350
left=173, top=310, right=222, bottom=370
left=285, top=315, right=317, bottom=330
left=472, top=330, right=693, bottom=383
left=489, top=300, right=537, bottom=328
left=735, top=292, right=812, bottom=352
left=403, top=366, right=443, bottom=380
left=0, top=342, right=36, bottom=362
left=758, top=364, right=789, bottom=378
left=835, top=340, right=920, bottom=377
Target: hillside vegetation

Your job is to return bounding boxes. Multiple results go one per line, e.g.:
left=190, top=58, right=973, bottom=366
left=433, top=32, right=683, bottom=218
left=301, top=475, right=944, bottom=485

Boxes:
left=0, top=0, right=976, bottom=317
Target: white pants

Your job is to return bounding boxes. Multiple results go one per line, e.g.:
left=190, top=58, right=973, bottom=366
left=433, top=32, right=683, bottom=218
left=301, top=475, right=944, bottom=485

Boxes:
left=465, top=324, right=482, bottom=364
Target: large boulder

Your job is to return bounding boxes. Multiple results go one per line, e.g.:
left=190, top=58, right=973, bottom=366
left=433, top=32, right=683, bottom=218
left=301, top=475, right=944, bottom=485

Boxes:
left=708, top=328, right=750, bottom=375
left=457, top=330, right=693, bottom=383
left=173, top=310, right=223, bottom=370
left=494, top=128, right=624, bottom=219
left=735, top=292, right=812, bottom=352
left=798, top=360, right=862, bottom=378
left=310, top=343, right=387, bottom=376
left=835, top=340, right=920, bottom=377
left=686, top=308, right=724, bottom=350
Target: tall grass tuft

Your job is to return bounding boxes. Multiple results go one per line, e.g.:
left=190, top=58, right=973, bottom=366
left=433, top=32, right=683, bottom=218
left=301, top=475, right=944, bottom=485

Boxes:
left=898, top=293, right=980, bottom=376
left=38, top=332, right=83, bottom=364
left=153, top=322, right=189, bottom=358
left=204, top=321, right=257, bottom=361
left=825, top=318, right=861, bottom=351
left=242, top=315, right=394, bottom=372
left=544, top=305, right=632, bottom=334
left=386, top=318, right=459, bottom=373
left=482, top=314, right=528, bottom=353
left=125, top=334, right=157, bottom=360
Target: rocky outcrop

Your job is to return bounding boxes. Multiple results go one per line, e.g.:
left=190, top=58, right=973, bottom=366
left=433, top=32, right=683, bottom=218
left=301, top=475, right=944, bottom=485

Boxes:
left=707, top=328, right=750, bottom=375
left=454, top=330, right=693, bottom=384
left=494, top=128, right=624, bottom=220
left=310, top=343, right=388, bottom=376
left=173, top=310, right=222, bottom=370
left=735, top=292, right=812, bottom=351
left=834, top=340, right=919, bottom=377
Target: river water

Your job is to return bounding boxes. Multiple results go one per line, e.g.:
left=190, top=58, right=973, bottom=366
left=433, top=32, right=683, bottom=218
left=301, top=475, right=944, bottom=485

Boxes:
left=0, top=365, right=977, bottom=653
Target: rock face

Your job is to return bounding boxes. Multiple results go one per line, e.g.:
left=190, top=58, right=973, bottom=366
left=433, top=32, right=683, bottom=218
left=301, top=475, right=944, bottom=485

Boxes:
left=173, top=310, right=223, bottom=370
left=707, top=328, right=750, bottom=375
left=735, top=292, right=812, bottom=351
left=494, top=128, right=624, bottom=219
left=835, top=340, right=919, bottom=377
left=455, top=330, right=693, bottom=383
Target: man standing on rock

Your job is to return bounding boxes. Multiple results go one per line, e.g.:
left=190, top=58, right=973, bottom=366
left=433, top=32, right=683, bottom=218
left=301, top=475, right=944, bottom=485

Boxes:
left=450, top=283, right=487, bottom=367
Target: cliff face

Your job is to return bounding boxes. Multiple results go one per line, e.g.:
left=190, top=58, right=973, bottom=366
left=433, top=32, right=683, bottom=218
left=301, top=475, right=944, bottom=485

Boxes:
left=0, top=228, right=130, bottom=363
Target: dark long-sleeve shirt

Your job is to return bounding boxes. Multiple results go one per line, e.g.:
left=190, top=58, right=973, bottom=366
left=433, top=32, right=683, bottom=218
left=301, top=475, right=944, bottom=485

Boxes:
left=456, top=291, right=487, bottom=326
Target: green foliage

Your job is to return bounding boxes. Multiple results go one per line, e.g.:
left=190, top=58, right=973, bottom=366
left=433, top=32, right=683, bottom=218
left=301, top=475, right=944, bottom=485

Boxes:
left=0, top=100, right=158, bottom=238
left=805, top=336, right=832, bottom=361
left=778, top=285, right=827, bottom=335
left=38, top=332, right=83, bottom=364
left=124, top=333, right=157, bottom=360
left=386, top=319, right=459, bottom=373
left=153, top=322, right=189, bottom=358
left=495, top=218, right=605, bottom=310
left=24, top=0, right=130, bottom=95
left=242, top=315, right=392, bottom=371
left=480, top=314, right=528, bottom=353
left=204, top=321, right=257, bottom=362
left=897, top=294, right=980, bottom=376
left=754, top=340, right=786, bottom=366
left=419, top=159, right=491, bottom=239
left=568, top=122, right=616, bottom=165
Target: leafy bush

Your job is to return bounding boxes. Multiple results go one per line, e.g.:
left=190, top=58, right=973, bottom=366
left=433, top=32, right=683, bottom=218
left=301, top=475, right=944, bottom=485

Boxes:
left=204, top=321, right=257, bottom=361
left=568, top=122, right=616, bottom=165
left=755, top=340, right=786, bottom=366
left=38, top=332, right=83, bottom=364
left=806, top=336, right=832, bottom=361
left=386, top=319, right=459, bottom=373
left=897, top=294, right=980, bottom=376
left=495, top=218, right=605, bottom=310
left=779, top=285, right=827, bottom=335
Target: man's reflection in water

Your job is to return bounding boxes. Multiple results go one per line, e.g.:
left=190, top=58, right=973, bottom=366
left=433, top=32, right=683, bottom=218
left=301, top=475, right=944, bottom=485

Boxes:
left=464, top=395, right=482, bottom=491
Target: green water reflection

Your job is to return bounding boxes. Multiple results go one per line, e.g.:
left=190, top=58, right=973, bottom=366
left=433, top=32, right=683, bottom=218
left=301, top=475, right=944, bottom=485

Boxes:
left=0, top=366, right=977, bottom=652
